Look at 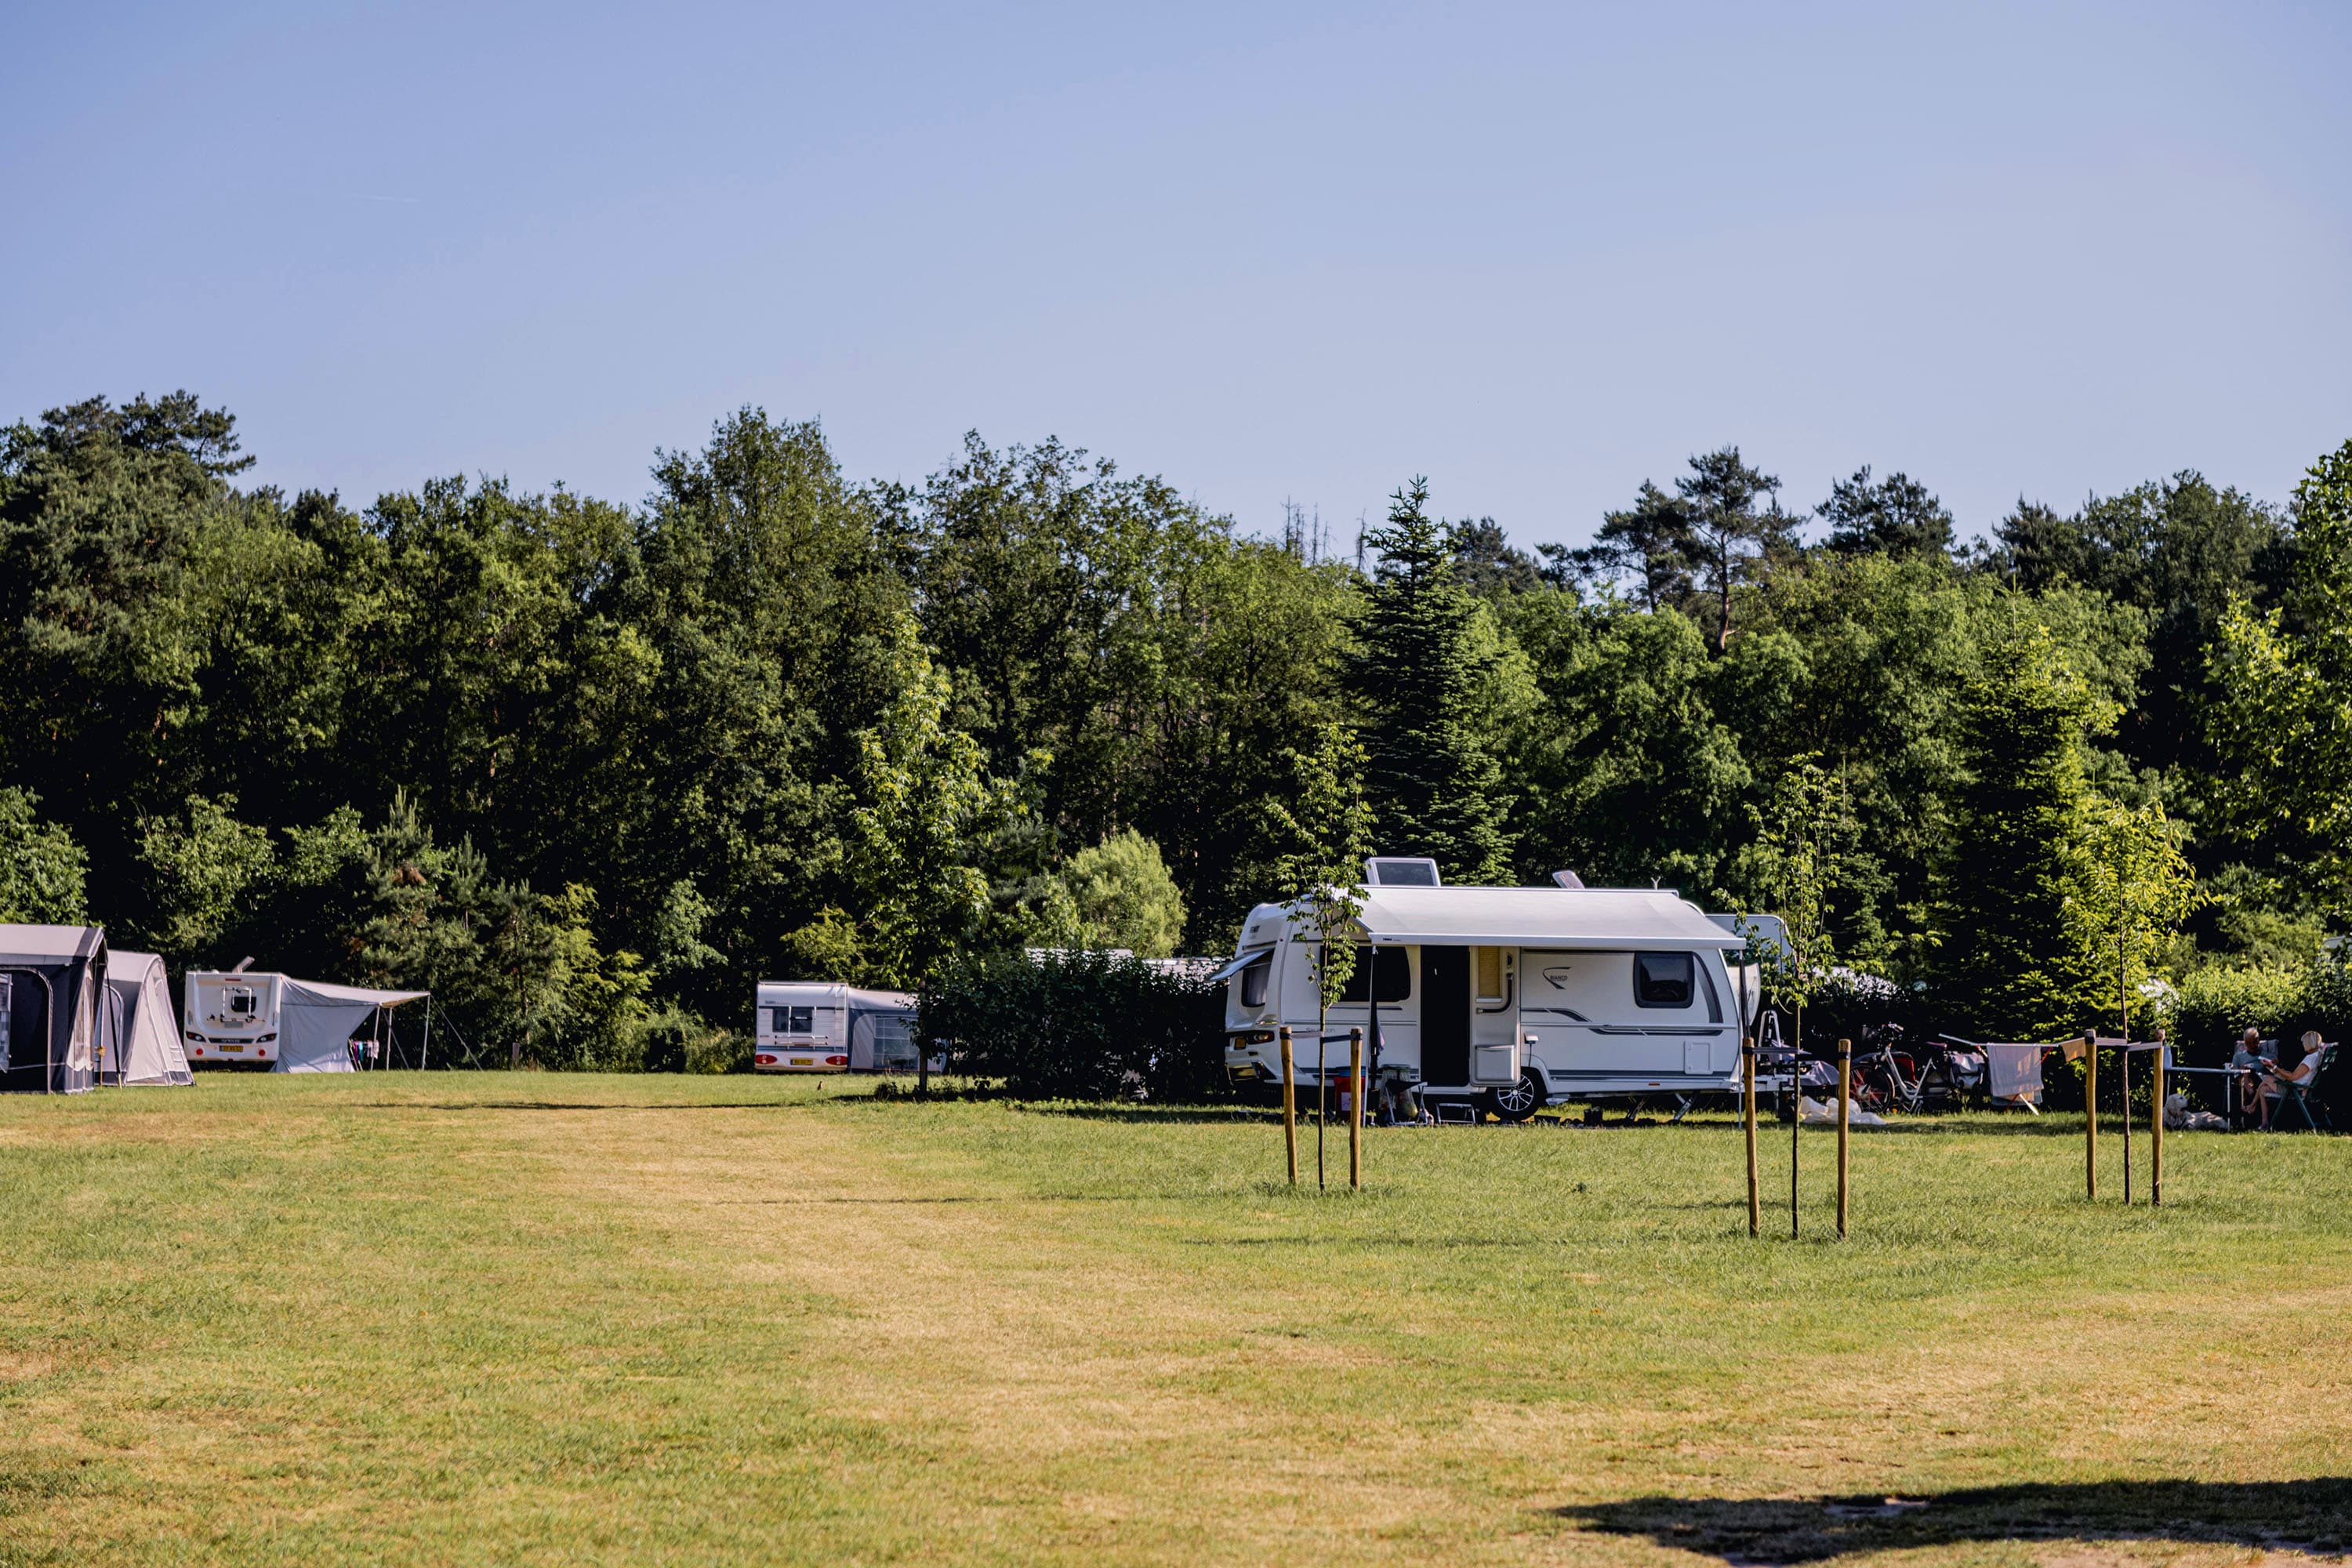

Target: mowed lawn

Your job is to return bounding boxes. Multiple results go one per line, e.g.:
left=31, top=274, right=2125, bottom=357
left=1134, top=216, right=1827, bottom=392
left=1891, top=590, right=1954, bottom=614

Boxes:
left=2, top=1076, right=2347, bottom=1566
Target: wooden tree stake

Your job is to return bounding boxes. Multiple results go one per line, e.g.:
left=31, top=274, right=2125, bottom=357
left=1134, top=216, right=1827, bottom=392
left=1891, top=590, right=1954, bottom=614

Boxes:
left=1279, top=1025, right=1298, bottom=1186
left=1348, top=1025, right=1363, bottom=1191
left=1835, top=1038, right=1852, bottom=1239
left=1743, top=1036, right=1759, bottom=1238
left=2084, top=1033, right=2098, bottom=1201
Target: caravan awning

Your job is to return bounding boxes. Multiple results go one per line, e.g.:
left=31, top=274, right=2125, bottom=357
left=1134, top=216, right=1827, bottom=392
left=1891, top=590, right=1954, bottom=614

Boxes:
left=275, top=978, right=428, bottom=1074
left=1207, top=950, right=1266, bottom=983
left=1352, top=887, right=1743, bottom=949
left=282, top=978, right=429, bottom=1007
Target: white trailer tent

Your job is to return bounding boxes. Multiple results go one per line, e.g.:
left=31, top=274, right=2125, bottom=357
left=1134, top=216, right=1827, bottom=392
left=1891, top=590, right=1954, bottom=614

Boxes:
left=1218, top=864, right=1751, bottom=1118
left=753, top=982, right=920, bottom=1073
left=100, top=950, right=192, bottom=1086
left=0, top=924, right=106, bottom=1094
left=183, top=970, right=428, bottom=1073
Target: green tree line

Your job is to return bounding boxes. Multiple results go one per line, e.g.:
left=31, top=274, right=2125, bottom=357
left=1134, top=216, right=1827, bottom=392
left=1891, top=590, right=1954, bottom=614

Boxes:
left=4, top=390, right=2345, bottom=1062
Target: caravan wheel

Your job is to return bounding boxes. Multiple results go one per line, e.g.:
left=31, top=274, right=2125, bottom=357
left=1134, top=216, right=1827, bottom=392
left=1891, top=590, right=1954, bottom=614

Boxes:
left=1488, top=1070, right=1544, bottom=1123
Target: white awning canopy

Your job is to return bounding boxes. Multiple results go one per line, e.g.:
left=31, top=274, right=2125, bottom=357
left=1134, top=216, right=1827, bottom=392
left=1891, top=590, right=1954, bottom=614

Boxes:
left=283, top=978, right=429, bottom=1007
left=274, top=978, right=427, bottom=1073
left=1348, top=887, right=1744, bottom=949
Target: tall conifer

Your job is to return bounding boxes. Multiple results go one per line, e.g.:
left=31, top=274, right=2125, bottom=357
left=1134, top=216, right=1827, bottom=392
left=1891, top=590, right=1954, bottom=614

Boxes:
left=1349, top=479, right=1513, bottom=883
left=1933, top=626, right=2107, bottom=1037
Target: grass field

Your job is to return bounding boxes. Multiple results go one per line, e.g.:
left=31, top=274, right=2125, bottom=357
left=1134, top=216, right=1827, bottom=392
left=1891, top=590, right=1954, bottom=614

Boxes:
left=2, top=1074, right=2347, bottom=1566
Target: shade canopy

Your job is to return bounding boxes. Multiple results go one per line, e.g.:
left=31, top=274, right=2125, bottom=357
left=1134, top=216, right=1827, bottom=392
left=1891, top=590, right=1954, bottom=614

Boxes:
left=274, top=978, right=428, bottom=1074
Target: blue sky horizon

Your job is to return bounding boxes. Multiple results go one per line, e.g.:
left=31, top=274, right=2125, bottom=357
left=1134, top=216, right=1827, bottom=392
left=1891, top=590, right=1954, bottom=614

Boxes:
left=5, top=1, right=2347, bottom=551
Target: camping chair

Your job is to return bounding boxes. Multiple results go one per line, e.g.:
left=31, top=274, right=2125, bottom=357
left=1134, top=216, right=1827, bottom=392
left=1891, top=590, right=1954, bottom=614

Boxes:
left=2267, top=1044, right=2336, bottom=1133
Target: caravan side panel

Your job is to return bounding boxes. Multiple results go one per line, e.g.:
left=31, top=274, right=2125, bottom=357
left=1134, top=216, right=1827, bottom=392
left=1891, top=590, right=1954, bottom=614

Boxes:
left=1518, top=948, right=1739, bottom=1098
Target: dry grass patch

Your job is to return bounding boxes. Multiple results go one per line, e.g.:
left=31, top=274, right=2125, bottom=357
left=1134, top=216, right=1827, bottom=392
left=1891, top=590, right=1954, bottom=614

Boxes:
left=2, top=1077, right=2347, bottom=1566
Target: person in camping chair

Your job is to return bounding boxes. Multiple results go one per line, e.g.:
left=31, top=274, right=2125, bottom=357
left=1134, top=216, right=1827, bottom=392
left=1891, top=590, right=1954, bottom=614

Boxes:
left=2230, top=1027, right=2267, bottom=1127
left=2256, top=1032, right=2324, bottom=1130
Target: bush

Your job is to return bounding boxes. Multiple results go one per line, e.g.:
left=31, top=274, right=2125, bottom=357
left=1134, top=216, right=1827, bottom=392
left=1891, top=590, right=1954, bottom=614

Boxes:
left=2168, top=966, right=2307, bottom=1064
left=631, top=1005, right=742, bottom=1074
left=920, top=949, right=1227, bottom=1102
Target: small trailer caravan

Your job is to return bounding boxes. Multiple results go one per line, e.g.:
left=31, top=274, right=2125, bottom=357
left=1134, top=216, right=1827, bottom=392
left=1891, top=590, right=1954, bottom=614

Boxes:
left=0, top=924, right=107, bottom=1094
left=1218, top=860, right=1757, bottom=1118
left=753, top=982, right=920, bottom=1073
left=183, top=971, right=427, bottom=1072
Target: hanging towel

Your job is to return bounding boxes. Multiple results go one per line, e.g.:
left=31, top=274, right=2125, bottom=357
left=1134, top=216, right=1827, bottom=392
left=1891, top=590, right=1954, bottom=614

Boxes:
left=1984, top=1044, right=2045, bottom=1104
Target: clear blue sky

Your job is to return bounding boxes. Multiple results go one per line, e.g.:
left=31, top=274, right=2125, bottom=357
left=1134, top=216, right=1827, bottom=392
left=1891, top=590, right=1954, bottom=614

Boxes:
left=5, top=2, right=2347, bottom=549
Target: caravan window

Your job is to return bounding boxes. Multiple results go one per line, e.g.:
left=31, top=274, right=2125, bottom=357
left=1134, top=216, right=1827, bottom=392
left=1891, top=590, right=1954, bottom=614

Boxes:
left=1237, top=952, right=1272, bottom=1010
left=772, top=1005, right=815, bottom=1035
left=1634, top=952, right=1694, bottom=1008
left=1338, top=947, right=1412, bottom=1004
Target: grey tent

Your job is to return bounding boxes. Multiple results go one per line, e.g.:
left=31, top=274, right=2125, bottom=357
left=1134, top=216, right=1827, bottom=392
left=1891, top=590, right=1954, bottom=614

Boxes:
left=274, top=978, right=429, bottom=1073
left=101, top=950, right=192, bottom=1087
left=0, top=924, right=105, bottom=1094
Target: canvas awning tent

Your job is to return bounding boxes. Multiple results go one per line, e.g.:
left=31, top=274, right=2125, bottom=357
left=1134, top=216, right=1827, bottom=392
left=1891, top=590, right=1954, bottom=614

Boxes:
left=275, top=978, right=429, bottom=1073
left=0, top=924, right=105, bottom=1094
left=102, top=951, right=191, bottom=1087
left=1348, top=887, right=1747, bottom=949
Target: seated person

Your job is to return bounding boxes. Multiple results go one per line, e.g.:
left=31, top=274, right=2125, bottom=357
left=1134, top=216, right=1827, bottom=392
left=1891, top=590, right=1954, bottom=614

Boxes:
left=2230, top=1027, right=2268, bottom=1123
left=2257, top=1032, right=2325, bottom=1130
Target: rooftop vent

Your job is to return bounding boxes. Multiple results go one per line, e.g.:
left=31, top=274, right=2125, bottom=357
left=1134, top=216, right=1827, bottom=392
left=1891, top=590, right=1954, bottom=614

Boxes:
left=1365, top=857, right=1441, bottom=887
left=1551, top=869, right=1585, bottom=888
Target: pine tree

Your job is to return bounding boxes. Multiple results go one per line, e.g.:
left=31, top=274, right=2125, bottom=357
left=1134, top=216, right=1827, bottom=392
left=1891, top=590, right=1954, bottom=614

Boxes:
left=1933, top=626, right=2108, bottom=1037
left=1349, top=479, right=1513, bottom=883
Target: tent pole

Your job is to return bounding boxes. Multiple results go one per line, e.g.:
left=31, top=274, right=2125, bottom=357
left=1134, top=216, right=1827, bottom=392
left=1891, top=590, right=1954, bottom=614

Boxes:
left=421, top=1000, right=433, bottom=1072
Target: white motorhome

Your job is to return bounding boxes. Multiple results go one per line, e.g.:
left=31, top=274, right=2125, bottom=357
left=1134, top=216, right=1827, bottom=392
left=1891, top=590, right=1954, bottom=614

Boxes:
left=183, top=971, right=284, bottom=1068
left=753, top=982, right=920, bottom=1073
left=183, top=971, right=427, bottom=1073
left=1218, top=859, right=1759, bottom=1118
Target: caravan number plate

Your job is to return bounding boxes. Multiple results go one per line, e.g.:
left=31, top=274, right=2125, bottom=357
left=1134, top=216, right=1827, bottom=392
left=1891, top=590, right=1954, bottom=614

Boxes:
left=790, top=1057, right=814, bottom=1067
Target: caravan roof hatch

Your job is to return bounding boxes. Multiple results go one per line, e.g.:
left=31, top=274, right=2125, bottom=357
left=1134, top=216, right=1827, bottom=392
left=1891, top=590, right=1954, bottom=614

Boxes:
left=1366, top=857, right=1441, bottom=887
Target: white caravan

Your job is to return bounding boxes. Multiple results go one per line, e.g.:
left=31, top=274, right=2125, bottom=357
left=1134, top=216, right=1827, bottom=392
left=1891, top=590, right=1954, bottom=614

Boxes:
left=183, top=971, right=428, bottom=1073
left=753, top=982, right=920, bottom=1073
left=1218, top=859, right=1757, bottom=1118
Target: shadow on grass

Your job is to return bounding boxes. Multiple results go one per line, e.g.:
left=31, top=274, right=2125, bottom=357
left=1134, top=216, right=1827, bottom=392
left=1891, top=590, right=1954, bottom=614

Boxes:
left=356, top=1100, right=804, bottom=1112
left=1558, top=1478, right=2352, bottom=1563
left=1637, top=1115, right=2129, bottom=1139
left=688, top=1192, right=1168, bottom=1205
left=1011, top=1104, right=1277, bottom=1123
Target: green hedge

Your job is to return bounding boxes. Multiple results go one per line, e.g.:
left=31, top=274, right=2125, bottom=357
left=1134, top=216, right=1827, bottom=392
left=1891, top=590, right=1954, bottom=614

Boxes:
left=920, top=949, right=1229, bottom=1102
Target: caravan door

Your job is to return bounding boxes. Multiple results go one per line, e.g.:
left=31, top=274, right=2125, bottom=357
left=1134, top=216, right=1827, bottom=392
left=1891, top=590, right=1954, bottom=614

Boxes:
left=1468, top=946, right=1519, bottom=1085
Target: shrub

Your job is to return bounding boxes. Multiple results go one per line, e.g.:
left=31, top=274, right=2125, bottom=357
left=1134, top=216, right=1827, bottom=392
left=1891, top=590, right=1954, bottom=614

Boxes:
left=2168, top=966, right=2306, bottom=1063
left=920, top=949, right=1226, bottom=1102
